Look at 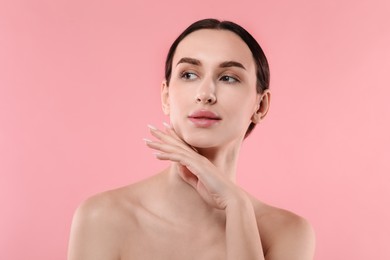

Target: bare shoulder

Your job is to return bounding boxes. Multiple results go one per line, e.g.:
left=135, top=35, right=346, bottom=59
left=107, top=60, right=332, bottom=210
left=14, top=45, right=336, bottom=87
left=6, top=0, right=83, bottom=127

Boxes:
left=72, top=187, right=136, bottom=229
left=68, top=183, right=143, bottom=260
left=249, top=196, right=316, bottom=259
left=71, top=173, right=162, bottom=229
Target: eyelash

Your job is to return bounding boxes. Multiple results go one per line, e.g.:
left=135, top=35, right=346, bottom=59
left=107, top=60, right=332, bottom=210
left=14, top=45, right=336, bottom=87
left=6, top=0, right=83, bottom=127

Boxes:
left=180, top=71, right=240, bottom=84
left=220, top=75, right=240, bottom=84
left=180, top=71, right=198, bottom=80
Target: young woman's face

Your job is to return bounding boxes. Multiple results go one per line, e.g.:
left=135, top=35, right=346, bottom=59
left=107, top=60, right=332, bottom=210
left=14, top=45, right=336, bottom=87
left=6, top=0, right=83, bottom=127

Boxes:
left=162, top=29, right=262, bottom=148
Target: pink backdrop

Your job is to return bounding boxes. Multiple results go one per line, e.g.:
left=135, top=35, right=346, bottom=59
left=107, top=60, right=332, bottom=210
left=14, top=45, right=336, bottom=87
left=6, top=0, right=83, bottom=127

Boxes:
left=1, top=0, right=389, bottom=259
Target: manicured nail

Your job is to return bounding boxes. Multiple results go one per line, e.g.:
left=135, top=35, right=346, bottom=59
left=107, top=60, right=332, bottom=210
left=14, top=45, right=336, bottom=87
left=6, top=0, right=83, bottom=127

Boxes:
left=153, top=152, right=162, bottom=158
left=147, top=124, right=157, bottom=130
left=163, top=122, right=172, bottom=129
left=143, top=138, right=152, bottom=143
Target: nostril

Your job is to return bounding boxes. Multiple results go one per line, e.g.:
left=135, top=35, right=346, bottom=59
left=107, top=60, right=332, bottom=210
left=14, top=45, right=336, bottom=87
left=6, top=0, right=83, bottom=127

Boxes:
left=196, top=92, right=216, bottom=104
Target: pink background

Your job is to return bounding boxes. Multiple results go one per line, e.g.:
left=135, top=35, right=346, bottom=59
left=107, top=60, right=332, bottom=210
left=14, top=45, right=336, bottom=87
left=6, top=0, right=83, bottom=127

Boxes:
left=1, top=0, right=389, bottom=259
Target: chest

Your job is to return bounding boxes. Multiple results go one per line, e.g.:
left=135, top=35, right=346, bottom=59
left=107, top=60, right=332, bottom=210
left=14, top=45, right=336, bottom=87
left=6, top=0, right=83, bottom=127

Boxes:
left=120, top=219, right=226, bottom=260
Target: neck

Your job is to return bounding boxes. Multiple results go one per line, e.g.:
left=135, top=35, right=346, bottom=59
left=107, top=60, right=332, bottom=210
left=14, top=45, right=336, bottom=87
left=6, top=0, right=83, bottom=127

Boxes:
left=196, top=139, right=242, bottom=182
left=163, top=166, right=225, bottom=226
left=161, top=140, right=242, bottom=223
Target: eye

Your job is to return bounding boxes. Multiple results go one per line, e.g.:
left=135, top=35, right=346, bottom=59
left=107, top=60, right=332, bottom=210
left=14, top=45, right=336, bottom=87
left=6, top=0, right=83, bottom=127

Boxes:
left=220, top=75, right=239, bottom=84
left=180, top=71, right=198, bottom=81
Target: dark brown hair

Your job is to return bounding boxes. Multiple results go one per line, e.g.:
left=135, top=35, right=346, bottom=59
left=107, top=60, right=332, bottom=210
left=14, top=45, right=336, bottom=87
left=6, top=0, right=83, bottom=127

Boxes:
left=164, top=18, right=270, bottom=137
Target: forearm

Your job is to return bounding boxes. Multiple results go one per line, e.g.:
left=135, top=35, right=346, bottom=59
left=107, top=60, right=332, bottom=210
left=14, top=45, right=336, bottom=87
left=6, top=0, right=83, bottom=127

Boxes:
left=225, top=197, right=264, bottom=260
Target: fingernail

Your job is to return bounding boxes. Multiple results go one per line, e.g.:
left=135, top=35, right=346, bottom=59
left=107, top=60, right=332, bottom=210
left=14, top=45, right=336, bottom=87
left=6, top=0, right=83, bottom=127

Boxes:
left=163, top=122, right=172, bottom=129
left=153, top=152, right=162, bottom=158
left=147, top=124, right=157, bottom=130
left=143, top=138, right=152, bottom=143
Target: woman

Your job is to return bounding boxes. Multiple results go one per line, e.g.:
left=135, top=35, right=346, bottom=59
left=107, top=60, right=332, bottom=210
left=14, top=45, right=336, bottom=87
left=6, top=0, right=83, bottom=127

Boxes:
left=68, top=18, right=315, bottom=260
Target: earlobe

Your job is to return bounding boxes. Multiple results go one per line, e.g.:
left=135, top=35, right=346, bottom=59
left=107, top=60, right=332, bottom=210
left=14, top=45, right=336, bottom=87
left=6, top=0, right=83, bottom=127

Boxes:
left=251, top=109, right=261, bottom=124
left=161, top=80, right=170, bottom=115
left=251, top=90, right=271, bottom=124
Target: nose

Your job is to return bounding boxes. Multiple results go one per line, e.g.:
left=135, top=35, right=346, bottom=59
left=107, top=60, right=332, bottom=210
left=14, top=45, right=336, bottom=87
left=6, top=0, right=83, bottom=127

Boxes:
left=196, top=79, right=217, bottom=105
left=196, top=93, right=216, bottom=104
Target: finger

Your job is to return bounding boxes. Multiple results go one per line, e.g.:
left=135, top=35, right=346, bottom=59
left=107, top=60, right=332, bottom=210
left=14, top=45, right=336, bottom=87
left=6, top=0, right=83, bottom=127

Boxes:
left=155, top=152, right=214, bottom=185
left=162, top=122, right=198, bottom=153
left=148, top=124, right=195, bottom=154
left=144, top=138, right=183, bottom=155
left=148, top=126, right=229, bottom=191
left=163, top=121, right=173, bottom=131
left=156, top=154, right=204, bottom=190
left=154, top=151, right=190, bottom=166
left=148, top=124, right=182, bottom=146
left=176, top=164, right=198, bottom=189
left=162, top=122, right=180, bottom=140
left=156, top=151, right=230, bottom=199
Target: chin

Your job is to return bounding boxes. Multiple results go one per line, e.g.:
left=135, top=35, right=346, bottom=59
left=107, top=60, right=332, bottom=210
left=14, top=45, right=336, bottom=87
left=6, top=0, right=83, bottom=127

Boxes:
left=173, top=123, right=243, bottom=149
left=183, top=136, right=217, bottom=149
left=183, top=131, right=242, bottom=150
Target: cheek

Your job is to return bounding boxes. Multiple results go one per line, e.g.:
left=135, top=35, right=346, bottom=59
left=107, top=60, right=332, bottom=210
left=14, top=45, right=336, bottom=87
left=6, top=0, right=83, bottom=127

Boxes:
left=168, top=92, right=188, bottom=122
left=224, top=91, right=256, bottom=114
left=226, top=96, right=257, bottom=130
left=169, top=86, right=192, bottom=109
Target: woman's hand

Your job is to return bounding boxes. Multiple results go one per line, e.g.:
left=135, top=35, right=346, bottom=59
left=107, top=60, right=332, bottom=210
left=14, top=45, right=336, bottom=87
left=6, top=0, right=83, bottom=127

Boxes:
left=144, top=123, right=267, bottom=259
left=144, top=123, right=246, bottom=210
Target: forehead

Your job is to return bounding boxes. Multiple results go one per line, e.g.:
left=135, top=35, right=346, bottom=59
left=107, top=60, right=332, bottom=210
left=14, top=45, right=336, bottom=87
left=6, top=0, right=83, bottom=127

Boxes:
left=172, top=29, right=255, bottom=70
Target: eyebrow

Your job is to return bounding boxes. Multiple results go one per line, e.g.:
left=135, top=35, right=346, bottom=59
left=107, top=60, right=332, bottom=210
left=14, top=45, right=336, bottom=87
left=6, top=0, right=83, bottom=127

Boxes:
left=176, top=57, right=201, bottom=66
left=176, top=57, right=246, bottom=70
left=219, top=61, right=246, bottom=70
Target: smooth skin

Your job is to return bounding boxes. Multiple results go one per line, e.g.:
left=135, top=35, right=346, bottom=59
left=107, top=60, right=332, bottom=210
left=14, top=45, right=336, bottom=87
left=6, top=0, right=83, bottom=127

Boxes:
left=68, top=29, right=315, bottom=260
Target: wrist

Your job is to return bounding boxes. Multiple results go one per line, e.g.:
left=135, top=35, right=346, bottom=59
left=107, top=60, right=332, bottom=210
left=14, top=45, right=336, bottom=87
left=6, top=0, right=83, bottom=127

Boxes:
left=225, top=192, right=252, bottom=212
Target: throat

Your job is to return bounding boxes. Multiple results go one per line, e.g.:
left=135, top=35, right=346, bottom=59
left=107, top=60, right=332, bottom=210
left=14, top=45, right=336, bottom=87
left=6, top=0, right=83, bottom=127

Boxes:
left=195, top=147, right=239, bottom=182
left=164, top=167, right=225, bottom=223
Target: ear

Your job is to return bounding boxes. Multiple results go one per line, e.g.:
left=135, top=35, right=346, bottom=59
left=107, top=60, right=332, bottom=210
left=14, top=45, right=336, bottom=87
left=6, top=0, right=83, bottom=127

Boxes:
left=251, top=89, right=271, bottom=124
left=161, top=80, right=170, bottom=115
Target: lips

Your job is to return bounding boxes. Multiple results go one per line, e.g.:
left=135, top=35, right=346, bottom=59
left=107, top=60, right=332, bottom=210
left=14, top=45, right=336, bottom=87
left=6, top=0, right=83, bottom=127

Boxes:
left=188, top=110, right=221, bottom=127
